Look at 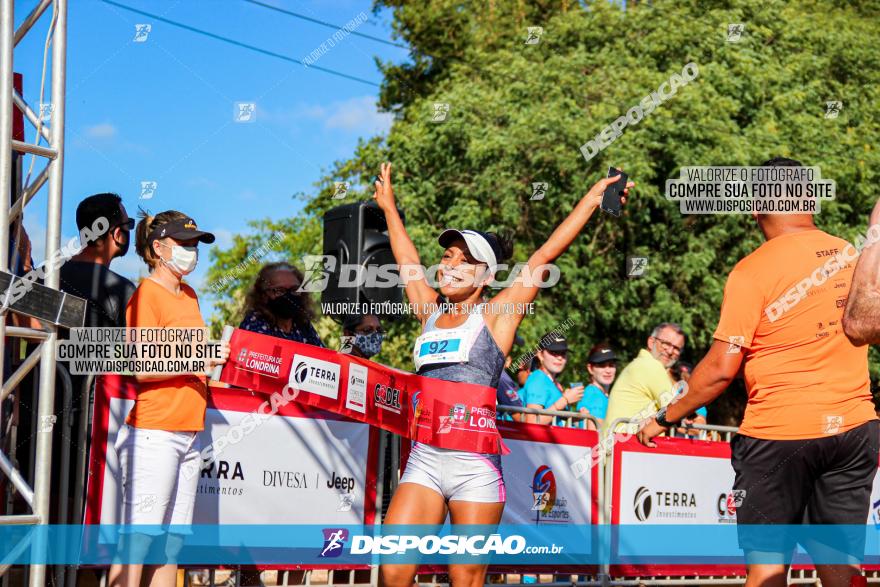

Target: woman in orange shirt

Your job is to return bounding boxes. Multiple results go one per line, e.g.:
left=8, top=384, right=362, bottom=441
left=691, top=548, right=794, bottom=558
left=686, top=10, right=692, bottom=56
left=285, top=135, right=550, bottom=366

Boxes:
left=109, top=210, right=229, bottom=587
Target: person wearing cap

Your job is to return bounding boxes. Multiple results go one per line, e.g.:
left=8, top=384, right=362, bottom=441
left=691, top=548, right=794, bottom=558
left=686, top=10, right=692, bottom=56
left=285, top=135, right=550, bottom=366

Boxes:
left=55, top=194, right=137, bottom=535
left=109, top=210, right=229, bottom=587
left=60, top=192, right=136, bottom=328
left=522, top=332, right=585, bottom=425
left=603, top=322, right=685, bottom=434
left=371, top=162, right=633, bottom=587
left=574, top=343, right=619, bottom=430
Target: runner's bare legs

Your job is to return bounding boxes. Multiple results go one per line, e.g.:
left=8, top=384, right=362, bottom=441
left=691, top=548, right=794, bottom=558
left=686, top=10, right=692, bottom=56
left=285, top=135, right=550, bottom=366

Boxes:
left=379, top=483, right=448, bottom=587
left=447, top=500, right=505, bottom=587
left=745, top=563, right=788, bottom=587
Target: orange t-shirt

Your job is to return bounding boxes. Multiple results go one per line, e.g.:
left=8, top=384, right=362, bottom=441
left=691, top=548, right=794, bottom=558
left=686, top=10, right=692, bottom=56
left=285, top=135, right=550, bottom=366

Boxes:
left=713, top=229, right=875, bottom=440
left=124, top=278, right=208, bottom=431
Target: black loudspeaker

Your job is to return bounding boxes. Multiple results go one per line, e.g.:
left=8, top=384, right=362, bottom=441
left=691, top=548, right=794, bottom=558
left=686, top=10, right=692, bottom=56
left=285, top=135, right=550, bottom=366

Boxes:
left=321, top=201, right=405, bottom=320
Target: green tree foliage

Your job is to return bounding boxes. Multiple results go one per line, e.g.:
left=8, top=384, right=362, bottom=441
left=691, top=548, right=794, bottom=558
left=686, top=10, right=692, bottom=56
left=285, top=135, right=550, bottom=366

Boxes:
left=206, top=0, right=880, bottom=424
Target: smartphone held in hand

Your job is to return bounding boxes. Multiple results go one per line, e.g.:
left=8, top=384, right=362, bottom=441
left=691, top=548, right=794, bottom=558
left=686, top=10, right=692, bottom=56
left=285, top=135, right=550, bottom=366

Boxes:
left=601, top=166, right=628, bottom=216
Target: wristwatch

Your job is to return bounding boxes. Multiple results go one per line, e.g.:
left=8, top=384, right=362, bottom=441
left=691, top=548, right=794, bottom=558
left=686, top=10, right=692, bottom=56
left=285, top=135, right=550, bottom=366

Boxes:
left=655, top=405, right=679, bottom=428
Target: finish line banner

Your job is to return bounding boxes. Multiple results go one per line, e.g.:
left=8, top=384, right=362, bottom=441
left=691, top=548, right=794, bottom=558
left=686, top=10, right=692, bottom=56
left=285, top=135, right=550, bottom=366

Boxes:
left=218, top=327, right=505, bottom=454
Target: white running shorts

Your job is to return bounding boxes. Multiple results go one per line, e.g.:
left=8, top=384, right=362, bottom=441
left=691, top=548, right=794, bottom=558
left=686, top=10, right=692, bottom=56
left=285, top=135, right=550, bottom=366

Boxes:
left=399, top=441, right=506, bottom=503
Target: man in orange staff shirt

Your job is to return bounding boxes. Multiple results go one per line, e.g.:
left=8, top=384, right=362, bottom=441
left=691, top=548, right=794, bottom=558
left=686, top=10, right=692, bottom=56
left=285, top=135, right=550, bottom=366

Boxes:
left=638, top=157, right=879, bottom=587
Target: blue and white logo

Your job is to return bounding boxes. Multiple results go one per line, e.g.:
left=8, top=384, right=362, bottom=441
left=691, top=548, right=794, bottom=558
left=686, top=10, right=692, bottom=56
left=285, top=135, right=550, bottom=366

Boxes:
left=320, top=528, right=349, bottom=558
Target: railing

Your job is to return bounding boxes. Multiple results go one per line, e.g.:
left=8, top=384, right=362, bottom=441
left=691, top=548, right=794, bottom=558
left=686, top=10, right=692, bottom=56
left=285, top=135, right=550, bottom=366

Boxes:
left=496, top=404, right=600, bottom=429
left=47, top=398, right=877, bottom=586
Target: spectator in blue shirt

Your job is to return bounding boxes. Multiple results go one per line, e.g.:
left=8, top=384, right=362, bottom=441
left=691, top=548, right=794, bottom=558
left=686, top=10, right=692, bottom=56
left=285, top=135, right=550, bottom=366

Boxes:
left=496, top=355, right=525, bottom=422
left=495, top=333, right=525, bottom=421
left=522, top=332, right=584, bottom=424
left=575, top=343, right=619, bottom=429
left=670, top=361, right=707, bottom=432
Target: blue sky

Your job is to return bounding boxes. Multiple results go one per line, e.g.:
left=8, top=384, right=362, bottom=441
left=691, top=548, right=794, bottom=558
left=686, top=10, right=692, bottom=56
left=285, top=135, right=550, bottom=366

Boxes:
left=13, top=0, right=405, bottom=317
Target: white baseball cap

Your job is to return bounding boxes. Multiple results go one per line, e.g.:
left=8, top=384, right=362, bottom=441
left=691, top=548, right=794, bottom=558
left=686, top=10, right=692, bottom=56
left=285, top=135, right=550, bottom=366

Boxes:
left=437, top=229, right=502, bottom=275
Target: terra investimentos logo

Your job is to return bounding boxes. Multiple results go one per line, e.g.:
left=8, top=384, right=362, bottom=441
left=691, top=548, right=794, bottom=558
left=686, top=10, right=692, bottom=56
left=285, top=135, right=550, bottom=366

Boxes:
left=633, top=486, right=653, bottom=521
left=290, top=354, right=340, bottom=399
left=633, top=485, right=697, bottom=521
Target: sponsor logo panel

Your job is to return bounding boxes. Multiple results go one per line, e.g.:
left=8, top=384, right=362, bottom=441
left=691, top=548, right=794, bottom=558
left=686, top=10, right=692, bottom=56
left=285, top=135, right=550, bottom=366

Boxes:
left=345, top=363, right=368, bottom=413
left=290, top=354, right=341, bottom=399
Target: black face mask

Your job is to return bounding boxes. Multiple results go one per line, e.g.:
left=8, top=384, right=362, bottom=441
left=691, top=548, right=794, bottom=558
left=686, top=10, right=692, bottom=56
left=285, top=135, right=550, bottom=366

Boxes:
left=113, top=230, right=130, bottom=258
left=267, top=291, right=304, bottom=319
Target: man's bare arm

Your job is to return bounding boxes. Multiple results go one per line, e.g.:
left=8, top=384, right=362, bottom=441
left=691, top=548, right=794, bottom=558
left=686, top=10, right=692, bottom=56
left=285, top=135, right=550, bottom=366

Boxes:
left=844, top=201, right=880, bottom=346
left=637, top=340, right=742, bottom=447
left=665, top=340, right=742, bottom=423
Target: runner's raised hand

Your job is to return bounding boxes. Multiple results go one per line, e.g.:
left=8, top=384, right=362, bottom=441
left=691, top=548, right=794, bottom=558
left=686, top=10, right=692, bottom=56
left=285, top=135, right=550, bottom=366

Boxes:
left=372, top=162, right=396, bottom=213
left=583, top=173, right=635, bottom=211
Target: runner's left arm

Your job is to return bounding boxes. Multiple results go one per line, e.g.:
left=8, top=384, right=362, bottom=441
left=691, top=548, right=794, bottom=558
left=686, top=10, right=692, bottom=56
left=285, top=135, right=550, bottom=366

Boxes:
left=486, top=174, right=634, bottom=354
left=844, top=200, right=880, bottom=345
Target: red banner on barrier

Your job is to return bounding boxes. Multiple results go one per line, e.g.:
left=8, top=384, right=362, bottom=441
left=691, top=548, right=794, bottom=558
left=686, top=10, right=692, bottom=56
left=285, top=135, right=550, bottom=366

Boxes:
left=219, top=328, right=507, bottom=454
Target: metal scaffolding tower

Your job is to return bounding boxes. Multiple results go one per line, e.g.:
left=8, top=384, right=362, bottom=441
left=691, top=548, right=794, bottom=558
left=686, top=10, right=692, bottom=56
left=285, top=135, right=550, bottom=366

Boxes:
left=0, top=0, right=68, bottom=585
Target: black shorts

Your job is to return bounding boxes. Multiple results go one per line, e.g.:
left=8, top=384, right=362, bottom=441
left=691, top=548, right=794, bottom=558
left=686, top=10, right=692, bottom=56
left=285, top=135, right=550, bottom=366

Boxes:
left=731, top=420, right=879, bottom=559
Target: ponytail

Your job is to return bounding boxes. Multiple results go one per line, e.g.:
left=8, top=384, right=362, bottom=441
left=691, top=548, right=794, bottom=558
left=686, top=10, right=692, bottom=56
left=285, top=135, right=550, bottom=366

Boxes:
left=134, top=207, right=189, bottom=270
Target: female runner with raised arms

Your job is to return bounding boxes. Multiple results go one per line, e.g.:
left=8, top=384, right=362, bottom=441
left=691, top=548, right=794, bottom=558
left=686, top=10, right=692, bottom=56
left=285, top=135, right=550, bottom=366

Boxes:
left=373, top=162, right=632, bottom=586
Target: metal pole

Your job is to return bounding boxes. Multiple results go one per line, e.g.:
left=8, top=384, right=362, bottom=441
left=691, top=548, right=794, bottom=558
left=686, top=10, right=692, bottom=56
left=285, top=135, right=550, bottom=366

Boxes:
left=0, top=343, right=43, bottom=401
left=10, top=164, right=49, bottom=222
left=29, top=1, right=67, bottom=584
left=13, top=0, right=52, bottom=47
left=496, top=405, right=599, bottom=429
left=70, top=375, right=95, bottom=526
left=0, top=0, right=15, bottom=437
left=370, top=430, right=388, bottom=587
left=0, top=450, right=33, bottom=506
left=54, top=365, right=72, bottom=587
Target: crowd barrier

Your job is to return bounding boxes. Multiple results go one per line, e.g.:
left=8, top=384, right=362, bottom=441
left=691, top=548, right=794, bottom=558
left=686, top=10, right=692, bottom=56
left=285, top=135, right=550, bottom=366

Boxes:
left=85, top=376, right=380, bottom=563
left=63, top=377, right=880, bottom=586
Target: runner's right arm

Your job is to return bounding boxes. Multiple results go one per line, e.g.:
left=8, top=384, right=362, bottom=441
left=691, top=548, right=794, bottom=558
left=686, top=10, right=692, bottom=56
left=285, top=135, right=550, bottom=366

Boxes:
left=372, top=162, right=439, bottom=325
left=638, top=340, right=741, bottom=447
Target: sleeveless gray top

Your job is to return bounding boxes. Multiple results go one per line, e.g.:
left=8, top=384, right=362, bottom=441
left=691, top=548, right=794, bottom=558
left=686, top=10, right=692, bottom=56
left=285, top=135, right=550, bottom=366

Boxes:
left=414, top=305, right=505, bottom=388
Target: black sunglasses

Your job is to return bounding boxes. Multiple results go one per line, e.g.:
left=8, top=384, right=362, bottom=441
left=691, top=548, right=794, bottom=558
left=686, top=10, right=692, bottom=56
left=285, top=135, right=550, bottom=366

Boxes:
left=266, top=286, right=302, bottom=297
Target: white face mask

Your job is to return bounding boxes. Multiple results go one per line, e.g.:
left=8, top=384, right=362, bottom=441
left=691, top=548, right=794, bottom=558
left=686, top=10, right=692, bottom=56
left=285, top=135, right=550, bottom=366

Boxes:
left=157, top=241, right=198, bottom=275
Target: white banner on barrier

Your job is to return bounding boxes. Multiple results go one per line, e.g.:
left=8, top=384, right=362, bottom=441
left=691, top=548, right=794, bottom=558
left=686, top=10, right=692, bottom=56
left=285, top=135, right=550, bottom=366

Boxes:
left=500, top=438, right=593, bottom=526
left=618, top=447, right=880, bottom=527
left=96, top=397, right=371, bottom=526
left=617, top=451, right=736, bottom=525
